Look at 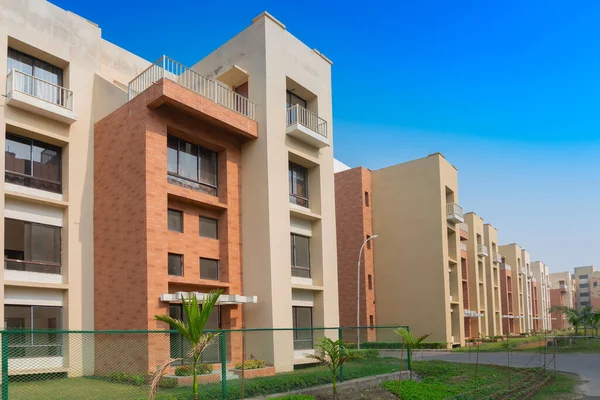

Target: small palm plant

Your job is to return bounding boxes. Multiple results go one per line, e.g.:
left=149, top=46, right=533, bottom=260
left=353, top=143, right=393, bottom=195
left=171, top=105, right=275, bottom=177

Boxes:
left=549, top=305, right=581, bottom=346
left=153, top=290, right=223, bottom=400
left=394, top=328, right=430, bottom=380
left=308, top=337, right=350, bottom=398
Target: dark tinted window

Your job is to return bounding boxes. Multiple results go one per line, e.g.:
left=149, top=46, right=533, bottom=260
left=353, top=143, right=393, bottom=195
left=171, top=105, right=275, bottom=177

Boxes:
left=292, top=306, right=312, bottom=350
left=167, top=135, right=218, bottom=196
left=168, top=254, right=183, bottom=276
left=289, top=162, right=309, bottom=207
left=200, top=258, right=219, bottom=280
left=291, top=234, right=310, bottom=278
left=4, top=219, right=61, bottom=274
left=168, top=209, right=183, bottom=232
left=5, top=305, right=62, bottom=358
left=200, top=217, right=218, bottom=239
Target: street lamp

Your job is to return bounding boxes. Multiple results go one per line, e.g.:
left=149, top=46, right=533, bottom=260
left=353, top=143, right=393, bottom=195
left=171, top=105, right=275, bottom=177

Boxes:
left=357, top=234, right=378, bottom=350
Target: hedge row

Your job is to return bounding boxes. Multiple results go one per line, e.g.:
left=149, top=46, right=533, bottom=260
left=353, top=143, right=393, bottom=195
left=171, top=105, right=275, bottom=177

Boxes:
left=345, top=341, right=448, bottom=350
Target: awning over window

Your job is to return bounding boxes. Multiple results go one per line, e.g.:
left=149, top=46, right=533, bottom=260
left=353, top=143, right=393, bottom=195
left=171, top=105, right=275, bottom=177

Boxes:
left=160, top=292, right=257, bottom=305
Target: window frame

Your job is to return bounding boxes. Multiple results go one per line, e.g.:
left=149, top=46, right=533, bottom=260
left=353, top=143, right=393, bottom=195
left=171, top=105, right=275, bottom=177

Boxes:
left=200, top=257, right=220, bottom=281
left=364, top=191, right=370, bottom=207
left=366, top=235, right=371, bottom=250
left=286, top=90, right=307, bottom=109
left=292, top=306, right=313, bottom=350
left=289, top=162, right=309, bottom=208
left=4, top=305, right=62, bottom=359
left=199, top=216, right=219, bottom=240
left=8, top=47, right=64, bottom=86
left=290, top=233, right=311, bottom=278
left=168, top=253, right=184, bottom=277
left=368, top=274, right=373, bottom=290
left=168, top=209, right=184, bottom=233
left=5, top=133, right=62, bottom=194
left=4, top=218, right=62, bottom=274
left=167, top=135, right=218, bottom=196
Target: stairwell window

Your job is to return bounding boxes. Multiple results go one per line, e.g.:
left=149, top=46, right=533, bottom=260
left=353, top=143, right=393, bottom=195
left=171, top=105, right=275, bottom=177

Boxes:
left=4, top=219, right=61, bottom=274
left=289, top=162, right=309, bottom=208
left=292, top=306, right=313, bottom=350
left=168, top=253, right=183, bottom=276
left=5, top=305, right=62, bottom=358
left=167, top=135, right=218, bottom=196
left=291, top=234, right=311, bottom=278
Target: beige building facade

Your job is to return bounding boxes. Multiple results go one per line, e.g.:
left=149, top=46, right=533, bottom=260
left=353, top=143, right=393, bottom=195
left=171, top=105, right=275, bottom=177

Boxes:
left=499, top=244, right=525, bottom=333
left=531, top=261, right=551, bottom=330
left=463, top=212, right=489, bottom=337
left=483, top=224, right=503, bottom=336
left=549, top=271, right=575, bottom=329
left=371, top=153, right=465, bottom=347
left=521, top=249, right=532, bottom=332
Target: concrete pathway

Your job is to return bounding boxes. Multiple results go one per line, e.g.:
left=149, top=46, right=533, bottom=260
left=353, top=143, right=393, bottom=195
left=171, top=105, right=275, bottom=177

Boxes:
left=382, top=350, right=600, bottom=398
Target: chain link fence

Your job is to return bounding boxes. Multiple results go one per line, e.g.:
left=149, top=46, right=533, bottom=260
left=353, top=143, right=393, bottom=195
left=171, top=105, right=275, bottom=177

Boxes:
left=0, top=325, right=409, bottom=399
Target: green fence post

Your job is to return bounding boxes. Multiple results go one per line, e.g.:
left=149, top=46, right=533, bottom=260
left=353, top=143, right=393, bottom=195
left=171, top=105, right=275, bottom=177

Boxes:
left=406, top=326, right=412, bottom=373
left=220, top=332, right=227, bottom=400
left=2, top=332, right=8, bottom=400
left=338, top=328, right=344, bottom=383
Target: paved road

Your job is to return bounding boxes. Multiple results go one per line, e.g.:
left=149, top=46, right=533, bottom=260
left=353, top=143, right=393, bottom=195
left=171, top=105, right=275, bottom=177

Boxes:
left=382, top=350, right=600, bottom=398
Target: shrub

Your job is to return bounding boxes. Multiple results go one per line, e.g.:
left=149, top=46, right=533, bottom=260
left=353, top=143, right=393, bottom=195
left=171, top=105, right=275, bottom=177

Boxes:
left=108, top=372, right=145, bottom=386
left=347, top=349, right=380, bottom=360
left=382, top=380, right=453, bottom=399
left=519, top=332, right=528, bottom=337
left=235, top=359, right=266, bottom=370
left=346, top=341, right=447, bottom=350
left=272, top=396, right=315, bottom=400
left=174, top=364, right=212, bottom=376
left=159, top=376, right=178, bottom=389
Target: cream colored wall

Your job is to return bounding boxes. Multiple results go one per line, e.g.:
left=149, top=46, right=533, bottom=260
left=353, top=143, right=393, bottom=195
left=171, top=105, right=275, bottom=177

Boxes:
left=464, top=213, right=488, bottom=337
left=483, top=224, right=502, bottom=336
left=549, top=271, right=574, bottom=309
left=190, top=12, right=338, bottom=369
left=499, top=244, right=524, bottom=332
left=521, top=249, right=532, bottom=331
left=372, top=154, right=462, bottom=346
left=0, top=0, right=149, bottom=376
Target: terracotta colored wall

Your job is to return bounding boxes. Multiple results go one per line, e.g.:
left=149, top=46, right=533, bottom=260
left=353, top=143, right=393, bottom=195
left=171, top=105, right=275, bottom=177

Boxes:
left=500, top=267, right=514, bottom=334
left=335, top=167, right=376, bottom=341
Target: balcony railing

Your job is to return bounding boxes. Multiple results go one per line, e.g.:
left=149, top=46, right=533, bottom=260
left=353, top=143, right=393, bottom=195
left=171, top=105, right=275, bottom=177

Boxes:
left=446, top=203, right=464, bottom=223
left=493, top=253, right=502, bottom=264
left=128, top=56, right=256, bottom=120
left=503, top=264, right=512, bottom=272
left=519, top=267, right=526, bottom=275
left=7, top=69, right=74, bottom=111
left=477, top=244, right=489, bottom=257
left=460, top=223, right=469, bottom=232
left=286, top=104, right=327, bottom=138
left=460, top=242, right=467, bottom=251
left=5, top=259, right=61, bottom=275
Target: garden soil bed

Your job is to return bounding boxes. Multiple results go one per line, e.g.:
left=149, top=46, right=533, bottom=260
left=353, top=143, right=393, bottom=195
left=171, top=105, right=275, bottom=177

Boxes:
left=232, top=366, right=276, bottom=378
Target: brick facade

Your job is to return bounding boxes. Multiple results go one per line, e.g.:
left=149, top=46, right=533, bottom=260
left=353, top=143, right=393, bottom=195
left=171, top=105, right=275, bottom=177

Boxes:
left=334, top=167, right=376, bottom=341
left=94, top=80, right=254, bottom=373
left=500, top=266, right=515, bottom=334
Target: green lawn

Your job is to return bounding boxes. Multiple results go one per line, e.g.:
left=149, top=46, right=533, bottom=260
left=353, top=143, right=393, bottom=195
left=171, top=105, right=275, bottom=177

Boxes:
left=7, top=357, right=406, bottom=400
left=381, top=360, right=579, bottom=399
left=521, top=337, right=600, bottom=354
left=453, top=335, right=545, bottom=352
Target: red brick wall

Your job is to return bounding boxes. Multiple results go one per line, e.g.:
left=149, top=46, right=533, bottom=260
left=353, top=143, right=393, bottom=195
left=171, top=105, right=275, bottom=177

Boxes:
left=95, top=82, right=247, bottom=372
left=335, top=167, right=376, bottom=341
left=499, top=267, right=515, bottom=334
left=549, top=289, right=564, bottom=329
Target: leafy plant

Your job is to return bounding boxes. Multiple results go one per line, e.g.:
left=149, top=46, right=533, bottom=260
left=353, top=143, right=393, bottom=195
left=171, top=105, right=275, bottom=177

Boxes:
left=107, top=372, right=145, bottom=386
left=174, top=364, right=212, bottom=376
left=307, top=337, right=351, bottom=397
left=153, top=290, right=223, bottom=400
left=235, top=359, right=266, bottom=370
left=394, top=328, right=431, bottom=379
left=347, top=349, right=379, bottom=360
left=158, top=376, right=178, bottom=389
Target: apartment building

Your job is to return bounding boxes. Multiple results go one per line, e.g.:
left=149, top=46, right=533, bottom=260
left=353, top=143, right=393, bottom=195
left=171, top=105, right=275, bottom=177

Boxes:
left=521, top=249, right=532, bottom=332
left=0, top=0, right=149, bottom=375
left=499, top=244, right=525, bottom=334
left=334, top=167, right=376, bottom=342
left=573, top=266, right=600, bottom=310
left=463, top=213, right=489, bottom=337
left=531, top=261, right=551, bottom=330
left=460, top=223, right=473, bottom=338
left=484, top=224, right=503, bottom=336
left=499, top=261, right=515, bottom=334
left=549, top=271, right=575, bottom=329
left=95, top=11, right=339, bottom=373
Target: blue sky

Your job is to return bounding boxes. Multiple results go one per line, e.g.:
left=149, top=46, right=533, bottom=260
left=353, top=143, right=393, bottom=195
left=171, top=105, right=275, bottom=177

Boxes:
left=54, top=0, right=599, bottom=272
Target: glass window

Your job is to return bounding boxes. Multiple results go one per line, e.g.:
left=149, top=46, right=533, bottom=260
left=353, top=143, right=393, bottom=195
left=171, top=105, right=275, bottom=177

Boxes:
left=369, top=315, right=374, bottom=328
left=4, top=219, right=61, bottom=274
left=168, top=209, right=183, bottom=232
left=365, top=191, right=370, bottom=207
left=366, top=235, right=371, bottom=250
left=579, top=274, right=588, bottom=279
left=580, top=283, right=589, bottom=289
left=200, top=217, right=218, bottom=239
left=5, top=133, right=62, bottom=193
left=169, top=305, right=221, bottom=363
left=286, top=91, right=307, bottom=109
left=289, top=162, right=309, bottom=207
left=166, top=135, right=218, bottom=196
left=168, top=253, right=183, bottom=276
left=200, top=258, right=219, bottom=280
left=368, top=274, right=373, bottom=290
left=4, top=305, right=61, bottom=358
left=8, top=48, right=64, bottom=104
left=594, top=282, right=598, bottom=287
left=293, top=306, right=313, bottom=350
left=291, top=234, right=310, bottom=278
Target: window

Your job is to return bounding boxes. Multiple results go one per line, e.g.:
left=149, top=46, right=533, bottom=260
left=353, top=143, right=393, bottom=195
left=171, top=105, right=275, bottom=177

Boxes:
left=286, top=91, right=307, bottom=109
left=167, top=135, right=218, bottom=196
left=369, top=315, right=374, bottom=329
left=5, top=133, right=62, bottom=194
left=8, top=48, right=64, bottom=104
left=594, top=282, right=598, bottom=287
left=581, top=301, right=590, bottom=306
left=559, top=280, right=565, bottom=285
left=291, top=234, right=310, bottom=278
left=579, top=274, right=588, bottom=279
left=4, top=219, right=61, bottom=274
left=292, top=306, right=313, bottom=350
left=580, top=293, right=590, bottom=298
left=289, top=162, right=309, bottom=208
left=200, top=217, right=218, bottom=239
left=4, top=305, right=61, bottom=358
left=368, top=274, right=373, bottom=290
left=168, top=254, right=183, bottom=276
left=580, top=283, right=589, bottom=289
left=200, top=258, right=219, bottom=280
left=366, top=235, right=371, bottom=250
left=169, top=304, right=221, bottom=363
left=168, top=209, right=183, bottom=232
left=364, top=191, right=370, bottom=207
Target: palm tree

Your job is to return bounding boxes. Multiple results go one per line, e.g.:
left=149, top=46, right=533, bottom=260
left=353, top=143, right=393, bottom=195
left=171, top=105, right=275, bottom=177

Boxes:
left=590, top=311, right=600, bottom=337
left=394, top=328, right=431, bottom=380
left=580, top=305, right=595, bottom=336
left=549, top=306, right=581, bottom=346
left=154, top=290, right=223, bottom=400
left=308, top=337, right=350, bottom=398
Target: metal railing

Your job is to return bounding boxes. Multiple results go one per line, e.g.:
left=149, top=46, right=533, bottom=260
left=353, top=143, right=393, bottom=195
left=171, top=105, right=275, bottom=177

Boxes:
left=493, top=252, right=502, bottom=264
left=503, top=264, right=512, bottom=271
left=286, top=104, right=328, bottom=138
left=520, top=267, right=526, bottom=275
left=460, top=242, right=467, bottom=251
left=477, top=244, right=489, bottom=257
left=6, top=69, right=74, bottom=111
left=446, top=203, right=464, bottom=218
left=460, top=222, right=469, bottom=232
left=128, top=56, right=256, bottom=120
left=5, top=259, right=61, bottom=275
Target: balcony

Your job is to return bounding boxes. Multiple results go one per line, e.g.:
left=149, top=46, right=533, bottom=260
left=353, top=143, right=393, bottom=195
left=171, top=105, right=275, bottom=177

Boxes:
left=459, top=223, right=469, bottom=240
left=286, top=104, right=329, bottom=148
left=528, top=270, right=533, bottom=278
left=519, top=267, right=526, bottom=275
left=128, top=56, right=258, bottom=139
left=502, top=264, right=512, bottom=272
left=6, top=69, right=76, bottom=124
left=477, top=244, right=489, bottom=257
left=446, top=203, right=464, bottom=224
left=559, top=283, right=567, bottom=292
left=460, top=242, right=467, bottom=251
left=493, top=253, right=502, bottom=264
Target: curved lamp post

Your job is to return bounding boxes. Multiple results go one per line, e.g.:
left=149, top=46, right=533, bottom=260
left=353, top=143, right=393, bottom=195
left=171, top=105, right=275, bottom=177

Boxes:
left=357, top=234, right=378, bottom=350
